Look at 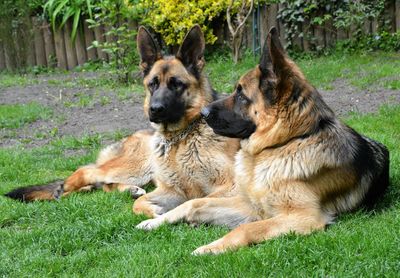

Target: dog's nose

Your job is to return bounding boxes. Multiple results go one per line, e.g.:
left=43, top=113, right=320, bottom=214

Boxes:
left=200, top=107, right=211, bottom=119
left=150, top=103, right=165, bottom=114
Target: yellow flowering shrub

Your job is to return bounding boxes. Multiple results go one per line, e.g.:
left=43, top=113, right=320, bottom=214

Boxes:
left=139, top=0, right=233, bottom=45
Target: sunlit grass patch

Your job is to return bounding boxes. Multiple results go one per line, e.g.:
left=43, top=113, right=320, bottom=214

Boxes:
left=0, top=102, right=52, bottom=129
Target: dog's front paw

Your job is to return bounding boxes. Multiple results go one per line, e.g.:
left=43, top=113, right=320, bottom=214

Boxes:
left=191, top=239, right=227, bottom=255
left=136, top=218, right=163, bottom=231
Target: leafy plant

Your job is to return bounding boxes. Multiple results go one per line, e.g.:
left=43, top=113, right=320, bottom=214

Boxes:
left=336, top=31, right=400, bottom=53
left=87, top=0, right=141, bottom=83
left=44, top=0, right=97, bottom=40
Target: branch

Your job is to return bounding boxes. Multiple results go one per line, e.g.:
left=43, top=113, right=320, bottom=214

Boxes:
left=226, top=0, right=254, bottom=38
left=226, top=0, right=235, bottom=36
left=235, top=0, right=254, bottom=34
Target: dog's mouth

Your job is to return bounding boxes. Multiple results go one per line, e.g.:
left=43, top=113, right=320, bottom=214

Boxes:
left=149, top=115, right=165, bottom=124
left=208, top=123, right=256, bottom=139
left=201, top=107, right=256, bottom=139
left=149, top=111, right=183, bottom=124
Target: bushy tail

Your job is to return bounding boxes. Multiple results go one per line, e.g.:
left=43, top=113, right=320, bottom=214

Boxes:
left=4, top=180, right=64, bottom=202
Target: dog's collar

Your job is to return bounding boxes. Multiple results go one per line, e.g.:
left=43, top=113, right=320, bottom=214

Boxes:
left=155, top=118, right=203, bottom=157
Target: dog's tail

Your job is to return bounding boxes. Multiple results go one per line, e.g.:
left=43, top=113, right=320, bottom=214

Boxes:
left=4, top=180, right=64, bottom=202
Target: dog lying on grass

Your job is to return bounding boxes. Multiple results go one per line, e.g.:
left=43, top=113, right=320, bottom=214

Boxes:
left=136, top=27, right=390, bottom=255
left=5, top=26, right=240, bottom=219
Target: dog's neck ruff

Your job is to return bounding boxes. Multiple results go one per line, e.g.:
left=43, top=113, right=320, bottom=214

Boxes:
left=155, top=118, right=203, bottom=157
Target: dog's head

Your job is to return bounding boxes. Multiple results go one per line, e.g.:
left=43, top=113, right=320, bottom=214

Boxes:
left=202, top=27, right=331, bottom=154
left=137, top=26, right=213, bottom=132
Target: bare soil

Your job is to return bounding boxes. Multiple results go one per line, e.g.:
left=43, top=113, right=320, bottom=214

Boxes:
left=0, top=72, right=399, bottom=149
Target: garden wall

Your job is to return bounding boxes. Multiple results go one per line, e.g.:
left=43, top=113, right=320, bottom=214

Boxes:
left=0, top=1, right=400, bottom=71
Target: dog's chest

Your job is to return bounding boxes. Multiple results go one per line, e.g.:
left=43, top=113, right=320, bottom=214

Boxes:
left=152, top=131, right=231, bottom=197
left=236, top=149, right=303, bottom=215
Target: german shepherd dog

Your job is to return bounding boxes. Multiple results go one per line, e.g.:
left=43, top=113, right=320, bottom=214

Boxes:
left=136, top=27, right=390, bottom=255
left=5, top=26, right=239, bottom=218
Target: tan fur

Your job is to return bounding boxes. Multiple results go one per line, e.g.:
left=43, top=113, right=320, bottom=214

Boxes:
left=136, top=27, right=389, bottom=255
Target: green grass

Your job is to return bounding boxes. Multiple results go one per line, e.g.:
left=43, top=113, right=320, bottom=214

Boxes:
left=0, top=74, right=38, bottom=88
left=0, top=103, right=52, bottom=129
left=206, top=51, right=400, bottom=92
left=0, top=106, right=399, bottom=277
left=206, top=52, right=258, bottom=93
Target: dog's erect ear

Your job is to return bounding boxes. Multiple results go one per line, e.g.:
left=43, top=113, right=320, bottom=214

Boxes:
left=176, top=25, right=205, bottom=78
left=259, top=27, right=288, bottom=78
left=137, top=26, right=161, bottom=76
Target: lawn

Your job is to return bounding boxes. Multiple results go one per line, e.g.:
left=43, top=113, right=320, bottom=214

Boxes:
left=0, top=52, right=399, bottom=277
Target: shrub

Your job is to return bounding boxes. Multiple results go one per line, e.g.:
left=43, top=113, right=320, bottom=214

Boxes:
left=138, top=0, right=232, bottom=46
left=336, top=31, right=400, bottom=53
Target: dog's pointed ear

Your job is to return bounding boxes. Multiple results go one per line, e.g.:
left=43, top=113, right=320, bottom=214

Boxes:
left=259, top=27, right=288, bottom=79
left=176, top=25, right=205, bottom=78
left=137, top=26, right=161, bottom=76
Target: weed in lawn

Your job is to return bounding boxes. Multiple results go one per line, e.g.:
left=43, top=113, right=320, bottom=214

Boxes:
left=0, top=103, right=52, bottom=129
left=62, top=92, right=94, bottom=108
left=76, top=92, right=92, bottom=107
left=100, top=96, right=111, bottom=106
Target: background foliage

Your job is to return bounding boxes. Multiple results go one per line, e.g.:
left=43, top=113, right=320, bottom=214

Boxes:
left=278, top=0, right=389, bottom=51
left=87, top=0, right=141, bottom=82
left=0, top=0, right=399, bottom=73
left=139, top=0, right=231, bottom=46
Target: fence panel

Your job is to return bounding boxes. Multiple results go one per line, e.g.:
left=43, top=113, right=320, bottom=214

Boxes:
left=0, top=42, right=6, bottom=70
left=54, top=27, right=67, bottom=70
left=43, top=22, right=56, bottom=67
left=32, top=17, right=47, bottom=67
left=84, top=21, right=97, bottom=61
left=75, top=26, right=88, bottom=65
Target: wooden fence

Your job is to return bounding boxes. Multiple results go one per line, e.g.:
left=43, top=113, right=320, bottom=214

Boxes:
left=241, top=0, right=400, bottom=52
left=1, top=1, right=400, bottom=71
left=0, top=17, right=116, bottom=71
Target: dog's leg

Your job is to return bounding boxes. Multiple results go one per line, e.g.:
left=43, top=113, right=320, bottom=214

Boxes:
left=136, top=196, right=256, bottom=230
left=64, top=132, right=154, bottom=195
left=192, top=210, right=328, bottom=255
left=133, top=188, right=187, bottom=218
left=5, top=131, right=154, bottom=202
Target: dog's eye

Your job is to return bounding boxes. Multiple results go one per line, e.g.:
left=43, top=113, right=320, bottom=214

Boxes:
left=148, top=77, right=159, bottom=92
left=236, top=85, right=249, bottom=105
left=169, top=77, right=186, bottom=91
left=238, top=94, right=248, bottom=105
